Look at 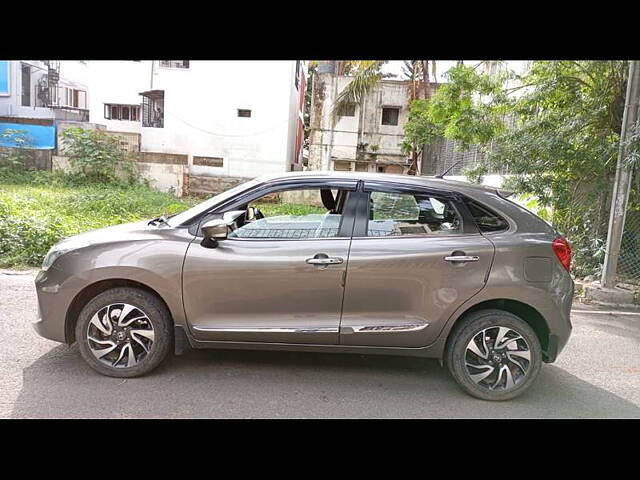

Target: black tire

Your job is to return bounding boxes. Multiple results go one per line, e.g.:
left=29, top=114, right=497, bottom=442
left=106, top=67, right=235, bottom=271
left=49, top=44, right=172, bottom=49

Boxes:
left=446, top=309, right=542, bottom=401
left=75, top=287, right=173, bottom=378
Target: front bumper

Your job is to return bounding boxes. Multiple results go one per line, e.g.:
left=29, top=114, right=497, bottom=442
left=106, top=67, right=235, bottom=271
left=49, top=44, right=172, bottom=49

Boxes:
left=33, top=268, right=76, bottom=344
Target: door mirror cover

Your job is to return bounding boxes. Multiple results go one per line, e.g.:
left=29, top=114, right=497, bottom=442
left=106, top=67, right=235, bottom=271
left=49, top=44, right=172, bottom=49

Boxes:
left=201, top=219, right=229, bottom=240
left=201, top=210, right=246, bottom=240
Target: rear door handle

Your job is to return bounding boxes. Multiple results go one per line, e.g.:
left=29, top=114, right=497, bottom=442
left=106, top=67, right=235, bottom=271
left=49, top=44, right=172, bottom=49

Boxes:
left=444, top=255, right=479, bottom=262
left=306, top=257, right=344, bottom=265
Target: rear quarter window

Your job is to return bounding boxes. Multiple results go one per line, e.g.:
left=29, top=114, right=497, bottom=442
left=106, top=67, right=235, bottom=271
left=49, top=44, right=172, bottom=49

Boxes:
left=464, top=199, right=509, bottom=233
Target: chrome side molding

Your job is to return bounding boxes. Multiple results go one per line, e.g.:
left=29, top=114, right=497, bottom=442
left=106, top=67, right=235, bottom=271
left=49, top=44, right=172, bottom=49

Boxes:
left=192, top=326, right=339, bottom=333
left=340, top=323, right=429, bottom=334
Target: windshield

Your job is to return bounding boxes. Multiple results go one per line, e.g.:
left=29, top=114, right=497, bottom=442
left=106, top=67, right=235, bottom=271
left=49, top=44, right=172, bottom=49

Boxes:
left=166, top=178, right=262, bottom=227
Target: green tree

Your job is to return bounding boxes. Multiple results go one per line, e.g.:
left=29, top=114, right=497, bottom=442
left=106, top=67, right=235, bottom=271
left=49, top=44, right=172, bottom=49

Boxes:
left=402, top=61, right=630, bottom=276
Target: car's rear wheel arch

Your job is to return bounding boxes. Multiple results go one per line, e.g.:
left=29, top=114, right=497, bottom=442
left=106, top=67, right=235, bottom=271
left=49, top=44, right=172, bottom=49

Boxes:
left=446, top=299, right=550, bottom=355
left=65, top=279, right=173, bottom=344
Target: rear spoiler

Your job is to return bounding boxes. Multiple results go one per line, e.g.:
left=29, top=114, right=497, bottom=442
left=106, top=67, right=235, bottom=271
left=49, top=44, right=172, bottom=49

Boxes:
left=496, top=188, right=515, bottom=199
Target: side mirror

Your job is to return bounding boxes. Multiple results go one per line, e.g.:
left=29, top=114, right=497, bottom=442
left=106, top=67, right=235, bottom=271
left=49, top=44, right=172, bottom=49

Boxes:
left=200, top=210, right=246, bottom=248
left=201, top=219, right=229, bottom=241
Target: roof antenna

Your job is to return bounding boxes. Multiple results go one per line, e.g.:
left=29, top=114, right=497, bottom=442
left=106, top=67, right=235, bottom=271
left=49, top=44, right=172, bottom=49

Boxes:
left=435, top=160, right=463, bottom=179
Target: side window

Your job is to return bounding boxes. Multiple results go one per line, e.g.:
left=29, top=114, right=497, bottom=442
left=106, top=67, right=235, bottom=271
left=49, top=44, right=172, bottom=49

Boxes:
left=227, top=188, right=348, bottom=239
left=464, top=199, right=509, bottom=233
left=368, top=191, right=462, bottom=236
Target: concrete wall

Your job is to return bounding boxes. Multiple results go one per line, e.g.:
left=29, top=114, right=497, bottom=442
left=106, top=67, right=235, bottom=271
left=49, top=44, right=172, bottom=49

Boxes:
left=188, top=174, right=249, bottom=196
left=0, top=147, right=51, bottom=169
left=52, top=150, right=187, bottom=196
left=137, top=162, right=185, bottom=196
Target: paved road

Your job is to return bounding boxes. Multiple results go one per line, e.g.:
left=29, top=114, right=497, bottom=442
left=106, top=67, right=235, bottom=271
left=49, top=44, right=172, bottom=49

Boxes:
left=1, top=270, right=639, bottom=418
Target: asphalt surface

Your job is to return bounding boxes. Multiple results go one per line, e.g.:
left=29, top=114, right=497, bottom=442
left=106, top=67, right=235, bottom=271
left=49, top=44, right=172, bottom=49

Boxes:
left=1, top=270, right=639, bottom=418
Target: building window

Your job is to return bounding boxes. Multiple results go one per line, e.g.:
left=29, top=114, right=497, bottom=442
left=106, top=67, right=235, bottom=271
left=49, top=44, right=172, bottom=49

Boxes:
left=338, top=103, right=356, bottom=117
left=104, top=104, right=140, bottom=121
left=333, top=160, right=352, bottom=171
left=21, top=64, right=31, bottom=107
left=237, top=109, right=252, bottom=118
left=381, top=107, right=400, bottom=126
left=160, top=60, right=190, bottom=69
left=57, top=87, right=87, bottom=109
left=140, top=90, right=164, bottom=128
left=295, top=60, right=301, bottom=90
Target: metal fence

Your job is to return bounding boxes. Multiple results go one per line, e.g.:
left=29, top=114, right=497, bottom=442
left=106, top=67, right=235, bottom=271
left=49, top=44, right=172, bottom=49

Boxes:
left=421, top=138, right=640, bottom=285
left=421, top=136, right=509, bottom=176
left=616, top=169, right=640, bottom=284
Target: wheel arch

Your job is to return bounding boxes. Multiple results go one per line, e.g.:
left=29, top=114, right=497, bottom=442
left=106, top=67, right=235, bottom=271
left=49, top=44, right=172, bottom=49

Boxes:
left=444, top=298, right=550, bottom=355
left=65, top=278, right=173, bottom=344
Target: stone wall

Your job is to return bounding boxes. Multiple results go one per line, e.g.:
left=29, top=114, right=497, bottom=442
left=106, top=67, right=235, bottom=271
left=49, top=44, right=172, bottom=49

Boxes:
left=0, top=147, right=52, bottom=170
left=188, top=174, right=249, bottom=196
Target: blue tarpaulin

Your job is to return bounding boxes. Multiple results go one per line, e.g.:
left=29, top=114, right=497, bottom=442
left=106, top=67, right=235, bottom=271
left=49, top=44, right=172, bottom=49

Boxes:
left=0, top=61, right=9, bottom=95
left=0, top=122, right=56, bottom=150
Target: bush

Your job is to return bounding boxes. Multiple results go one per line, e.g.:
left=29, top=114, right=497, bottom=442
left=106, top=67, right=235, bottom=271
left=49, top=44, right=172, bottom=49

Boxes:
left=61, top=127, right=138, bottom=184
left=0, top=129, right=36, bottom=173
left=0, top=179, right=198, bottom=268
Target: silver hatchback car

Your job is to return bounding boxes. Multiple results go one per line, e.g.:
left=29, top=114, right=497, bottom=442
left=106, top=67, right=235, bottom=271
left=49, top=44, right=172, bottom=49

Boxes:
left=34, top=171, right=574, bottom=400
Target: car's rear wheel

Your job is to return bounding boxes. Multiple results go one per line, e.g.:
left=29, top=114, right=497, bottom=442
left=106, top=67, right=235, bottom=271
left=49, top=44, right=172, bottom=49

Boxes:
left=75, top=287, right=172, bottom=377
left=446, top=309, right=542, bottom=401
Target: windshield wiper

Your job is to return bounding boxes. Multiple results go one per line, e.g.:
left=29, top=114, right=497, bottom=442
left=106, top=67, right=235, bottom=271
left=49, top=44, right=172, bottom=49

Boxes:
left=148, top=215, right=168, bottom=226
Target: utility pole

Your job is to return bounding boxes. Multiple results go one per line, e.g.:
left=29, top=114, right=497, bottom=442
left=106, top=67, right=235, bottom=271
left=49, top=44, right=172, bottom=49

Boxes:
left=601, top=61, right=640, bottom=288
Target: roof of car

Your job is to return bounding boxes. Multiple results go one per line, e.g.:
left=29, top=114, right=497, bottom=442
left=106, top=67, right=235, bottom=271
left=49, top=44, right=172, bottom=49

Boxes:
left=254, top=170, right=501, bottom=196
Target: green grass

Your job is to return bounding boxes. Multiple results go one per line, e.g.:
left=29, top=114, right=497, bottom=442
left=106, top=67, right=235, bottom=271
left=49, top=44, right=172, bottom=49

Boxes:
left=255, top=202, right=325, bottom=217
left=0, top=175, right=328, bottom=269
left=0, top=180, right=198, bottom=268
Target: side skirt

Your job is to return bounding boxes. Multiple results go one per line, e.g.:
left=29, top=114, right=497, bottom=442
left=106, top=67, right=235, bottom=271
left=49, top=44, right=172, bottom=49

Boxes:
left=179, top=330, right=443, bottom=359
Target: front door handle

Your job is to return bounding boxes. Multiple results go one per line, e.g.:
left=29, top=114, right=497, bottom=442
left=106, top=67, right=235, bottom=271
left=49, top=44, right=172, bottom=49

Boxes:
left=444, top=255, right=479, bottom=263
left=306, top=253, right=344, bottom=267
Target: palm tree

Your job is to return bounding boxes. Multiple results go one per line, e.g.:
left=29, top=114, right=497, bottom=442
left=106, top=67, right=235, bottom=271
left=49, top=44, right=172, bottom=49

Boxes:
left=329, top=60, right=437, bottom=175
left=331, top=61, right=388, bottom=120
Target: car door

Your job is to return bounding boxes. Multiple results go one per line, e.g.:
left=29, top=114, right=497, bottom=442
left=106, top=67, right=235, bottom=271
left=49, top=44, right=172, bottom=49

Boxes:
left=182, top=180, right=359, bottom=345
left=339, top=183, right=495, bottom=348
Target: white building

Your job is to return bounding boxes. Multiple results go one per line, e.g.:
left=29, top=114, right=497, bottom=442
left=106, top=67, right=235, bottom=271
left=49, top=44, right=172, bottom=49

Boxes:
left=0, top=60, right=91, bottom=160
left=85, top=60, right=306, bottom=189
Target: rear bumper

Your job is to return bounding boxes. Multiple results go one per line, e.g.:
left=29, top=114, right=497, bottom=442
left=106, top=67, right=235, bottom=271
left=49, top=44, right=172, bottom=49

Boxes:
left=543, top=279, right=574, bottom=363
left=543, top=334, right=564, bottom=363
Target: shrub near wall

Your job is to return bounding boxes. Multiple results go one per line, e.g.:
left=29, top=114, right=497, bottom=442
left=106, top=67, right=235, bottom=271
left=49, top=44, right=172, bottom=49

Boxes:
left=0, top=180, right=197, bottom=268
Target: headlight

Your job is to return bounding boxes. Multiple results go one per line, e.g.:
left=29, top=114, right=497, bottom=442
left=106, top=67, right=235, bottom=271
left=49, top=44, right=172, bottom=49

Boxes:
left=42, top=239, right=91, bottom=271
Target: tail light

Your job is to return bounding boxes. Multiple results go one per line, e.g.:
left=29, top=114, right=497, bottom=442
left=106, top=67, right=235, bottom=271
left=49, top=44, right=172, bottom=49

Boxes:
left=552, top=236, right=572, bottom=271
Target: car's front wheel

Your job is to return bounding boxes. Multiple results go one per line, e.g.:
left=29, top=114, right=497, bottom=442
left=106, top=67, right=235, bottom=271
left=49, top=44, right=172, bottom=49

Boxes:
left=75, top=287, right=172, bottom=377
left=446, top=309, right=542, bottom=401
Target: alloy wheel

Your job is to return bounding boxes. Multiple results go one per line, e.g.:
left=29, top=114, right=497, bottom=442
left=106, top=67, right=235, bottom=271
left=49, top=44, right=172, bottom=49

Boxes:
left=86, top=303, right=155, bottom=368
left=464, top=326, right=531, bottom=391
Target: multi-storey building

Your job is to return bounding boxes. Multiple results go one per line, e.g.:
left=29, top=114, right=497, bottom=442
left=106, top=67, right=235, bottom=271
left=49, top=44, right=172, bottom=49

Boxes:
left=87, top=60, right=306, bottom=182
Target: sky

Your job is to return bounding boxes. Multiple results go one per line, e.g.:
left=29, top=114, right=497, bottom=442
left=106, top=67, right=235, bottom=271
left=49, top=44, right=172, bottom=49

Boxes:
left=380, top=60, right=531, bottom=82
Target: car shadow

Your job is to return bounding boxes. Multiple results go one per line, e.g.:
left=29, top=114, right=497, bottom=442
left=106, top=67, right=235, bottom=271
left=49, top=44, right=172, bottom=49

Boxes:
left=11, top=344, right=640, bottom=418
